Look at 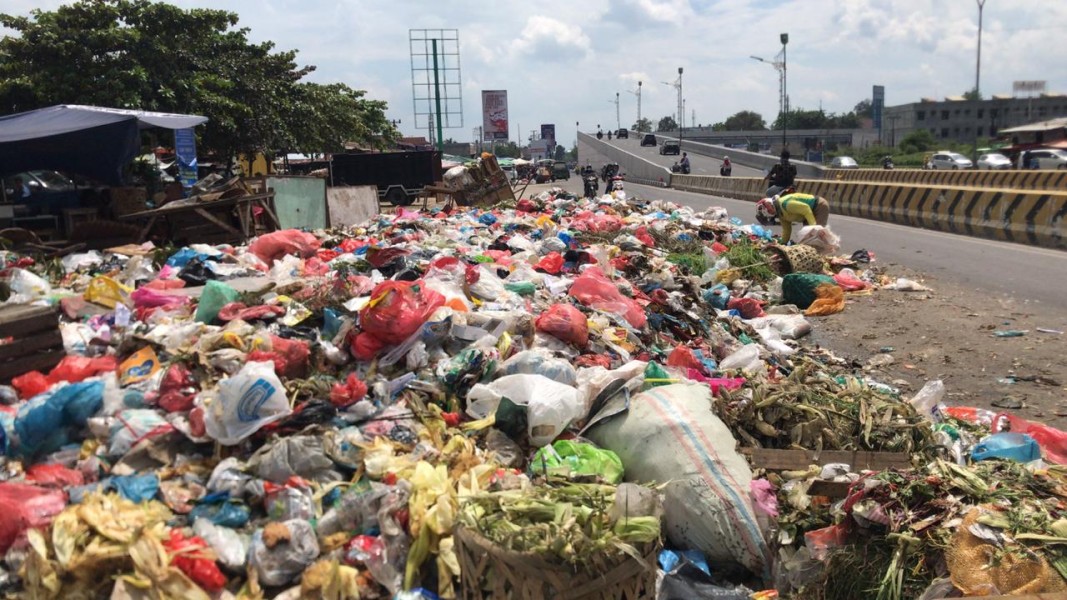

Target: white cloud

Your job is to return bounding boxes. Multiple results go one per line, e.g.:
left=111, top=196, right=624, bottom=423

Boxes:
left=512, top=16, right=593, bottom=62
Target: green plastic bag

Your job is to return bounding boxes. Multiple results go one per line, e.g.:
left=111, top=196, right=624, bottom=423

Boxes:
left=781, top=273, right=836, bottom=309
left=504, top=281, right=536, bottom=296
left=530, top=440, right=624, bottom=484
left=194, top=280, right=240, bottom=323
left=644, top=361, right=673, bottom=388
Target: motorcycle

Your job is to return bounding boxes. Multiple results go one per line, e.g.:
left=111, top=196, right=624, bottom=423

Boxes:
left=882, top=156, right=895, bottom=170
left=605, top=174, right=625, bottom=194
left=583, top=174, right=599, bottom=198
left=596, top=130, right=603, bottom=140
left=720, top=163, right=732, bottom=176
left=670, top=161, right=691, bottom=174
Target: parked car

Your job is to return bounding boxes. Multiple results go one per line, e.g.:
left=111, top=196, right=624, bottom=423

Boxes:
left=929, top=151, right=974, bottom=170
left=616, top=128, right=629, bottom=139
left=2, top=169, right=76, bottom=199
left=1027, top=148, right=1067, bottom=169
left=829, top=156, right=859, bottom=169
left=640, top=134, right=657, bottom=147
left=659, top=140, right=681, bottom=155
left=976, top=153, right=1012, bottom=170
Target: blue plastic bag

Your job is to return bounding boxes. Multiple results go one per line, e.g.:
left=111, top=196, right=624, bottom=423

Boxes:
left=14, top=380, right=103, bottom=456
left=972, top=432, right=1041, bottom=463
left=166, top=247, right=213, bottom=269
left=111, top=473, right=160, bottom=502
left=190, top=492, right=252, bottom=528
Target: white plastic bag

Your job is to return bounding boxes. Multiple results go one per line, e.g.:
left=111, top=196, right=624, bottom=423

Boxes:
left=6, top=268, right=51, bottom=302
left=795, top=226, right=841, bottom=255
left=193, top=519, right=250, bottom=571
left=884, top=277, right=932, bottom=292
left=719, top=344, right=764, bottom=372
left=466, top=373, right=582, bottom=447
left=909, top=379, right=945, bottom=421
left=204, top=361, right=292, bottom=445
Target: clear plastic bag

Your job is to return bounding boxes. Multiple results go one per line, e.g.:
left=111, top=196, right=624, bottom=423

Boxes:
left=203, top=361, right=292, bottom=446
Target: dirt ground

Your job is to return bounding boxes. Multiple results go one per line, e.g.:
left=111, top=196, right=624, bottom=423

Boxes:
left=808, top=263, right=1067, bottom=429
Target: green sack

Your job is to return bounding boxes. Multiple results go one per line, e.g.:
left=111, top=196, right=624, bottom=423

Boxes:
left=781, top=273, right=836, bottom=309
left=530, top=440, right=624, bottom=484
left=194, top=280, right=240, bottom=323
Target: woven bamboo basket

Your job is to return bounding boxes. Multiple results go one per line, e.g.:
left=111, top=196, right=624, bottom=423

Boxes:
left=454, top=526, right=659, bottom=600
left=764, top=243, right=824, bottom=275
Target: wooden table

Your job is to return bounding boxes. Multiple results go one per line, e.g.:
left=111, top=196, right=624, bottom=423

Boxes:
left=118, top=191, right=280, bottom=244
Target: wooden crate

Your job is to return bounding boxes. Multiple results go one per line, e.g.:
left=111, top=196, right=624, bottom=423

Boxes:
left=109, top=186, right=148, bottom=217
left=746, top=448, right=913, bottom=499
left=0, top=304, right=63, bottom=382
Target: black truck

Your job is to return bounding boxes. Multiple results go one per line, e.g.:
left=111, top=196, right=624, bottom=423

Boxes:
left=329, top=150, right=442, bottom=206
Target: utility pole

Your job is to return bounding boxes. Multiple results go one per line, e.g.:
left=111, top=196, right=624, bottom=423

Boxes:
left=626, top=81, right=642, bottom=129
left=752, top=33, right=788, bottom=151
left=973, top=0, right=986, bottom=162
left=661, top=68, right=683, bottom=141
left=615, top=92, right=621, bottom=130
left=781, top=33, right=789, bottom=151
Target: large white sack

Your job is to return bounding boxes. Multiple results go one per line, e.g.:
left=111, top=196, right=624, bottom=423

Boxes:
left=586, top=383, right=770, bottom=578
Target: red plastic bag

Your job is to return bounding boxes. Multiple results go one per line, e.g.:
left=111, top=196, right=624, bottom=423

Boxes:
left=155, top=364, right=198, bottom=413
left=535, top=252, right=565, bottom=275
left=130, top=287, right=190, bottom=309
left=350, top=332, right=386, bottom=362
left=217, top=302, right=285, bottom=322
left=804, top=523, right=850, bottom=561
left=330, top=373, right=368, bottom=408
left=248, top=229, right=321, bottom=264
left=0, top=483, right=67, bottom=553
left=12, top=371, right=49, bottom=399
left=727, top=297, right=766, bottom=319
left=359, top=280, right=445, bottom=346
left=535, top=304, right=589, bottom=348
left=161, top=529, right=228, bottom=592
left=269, top=335, right=309, bottom=378
left=634, top=226, right=655, bottom=247
left=46, top=355, right=118, bottom=385
left=25, top=464, right=85, bottom=489
left=994, top=413, right=1067, bottom=465
left=667, top=346, right=704, bottom=372
left=568, top=267, right=647, bottom=328
left=832, top=268, right=869, bottom=291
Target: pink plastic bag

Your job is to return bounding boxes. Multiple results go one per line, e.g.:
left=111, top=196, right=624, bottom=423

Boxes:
left=249, top=229, right=321, bottom=264
left=994, top=413, right=1067, bottom=465
left=359, top=280, right=445, bottom=345
left=535, top=304, right=589, bottom=347
left=568, top=267, right=647, bottom=328
left=131, top=286, right=190, bottom=309
left=832, top=268, right=869, bottom=291
left=0, top=483, right=67, bottom=553
left=750, top=479, right=779, bottom=518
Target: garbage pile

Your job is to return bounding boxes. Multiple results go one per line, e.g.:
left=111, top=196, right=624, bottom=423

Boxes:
left=0, top=187, right=1065, bottom=599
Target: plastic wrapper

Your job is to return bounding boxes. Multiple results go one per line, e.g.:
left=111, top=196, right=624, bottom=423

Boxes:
left=466, top=373, right=582, bottom=447
left=530, top=440, right=624, bottom=483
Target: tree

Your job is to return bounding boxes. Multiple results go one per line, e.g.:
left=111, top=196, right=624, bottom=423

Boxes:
left=657, top=116, right=678, bottom=131
left=899, top=129, right=936, bottom=153
left=566, top=142, right=578, bottom=161
left=553, top=145, right=565, bottom=161
left=0, top=0, right=395, bottom=162
left=491, top=141, right=521, bottom=158
left=853, top=99, right=873, bottom=119
left=721, top=111, right=766, bottom=131
left=631, top=117, right=653, bottom=133
left=963, top=87, right=983, bottom=101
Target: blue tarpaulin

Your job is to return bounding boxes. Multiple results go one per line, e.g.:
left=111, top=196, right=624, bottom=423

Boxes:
left=0, top=105, right=207, bottom=185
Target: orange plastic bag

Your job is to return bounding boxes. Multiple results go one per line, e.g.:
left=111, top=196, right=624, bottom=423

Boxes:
left=568, top=267, right=647, bottom=328
left=248, top=229, right=321, bottom=264
left=804, top=283, right=845, bottom=316
left=47, top=355, right=118, bottom=385
left=535, top=304, right=589, bottom=347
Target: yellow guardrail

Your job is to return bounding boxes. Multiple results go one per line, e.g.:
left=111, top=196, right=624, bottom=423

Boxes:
left=825, top=168, right=1067, bottom=191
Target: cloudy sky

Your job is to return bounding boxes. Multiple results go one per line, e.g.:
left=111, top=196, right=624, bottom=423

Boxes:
left=5, top=0, right=1067, bottom=148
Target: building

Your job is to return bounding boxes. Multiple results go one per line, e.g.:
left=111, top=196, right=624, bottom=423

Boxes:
left=882, top=93, right=1067, bottom=147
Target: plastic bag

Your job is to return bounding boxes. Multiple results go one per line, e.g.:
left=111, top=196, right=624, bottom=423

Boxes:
left=330, top=373, right=369, bottom=408
left=6, top=268, right=52, bottom=301
left=108, top=408, right=171, bottom=457
left=14, top=380, right=104, bottom=456
left=535, top=252, right=564, bottom=274
left=118, top=346, right=161, bottom=386
left=85, top=275, right=132, bottom=308
left=499, top=349, right=578, bottom=386
left=530, top=440, right=624, bottom=483
left=249, top=519, right=320, bottom=587
left=193, top=519, right=249, bottom=572
left=25, top=463, right=85, bottom=488
left=832, top=268, right=869, bottom=291
left=249, top=229, right=321, bottom=264
left=534, top=303, right=589, bottom=348
left=247, top=334, right=309, bottom=379
left=993, top=413, right=1067, bottom=465
left=719, top=344, right=764, bottom=373
left=130, top=286, right=190, bottom=310
left=0, top=483, right=66, bottom=553
left=203, top=361, right=292, bottom=446
left=194, top=280, right=240, bottom=324
left=466, top=373, right=582, bottom=447
left=264, top=478, right=315, bottom=520
left=162, top=529, right=229, bottom=592
left=568, top=267, right=646, bottom=328
left=111, top=473, right=160, bottom=502
left=247, top=435, right=335, bottom=484
left=190, top=494, right=252, bottom=528
left=803, top=283, right=845, bottom=317
left=11, top=371, right=49, bottom=400
left=908, top=380, right=945, bottom=421
left=47, top=355, right=118, bottom=385
left=359, top=280, right=446, bottom=346
left=156, top=363, right=198, bottom=413
left=795, top=225, right=841, bottom=255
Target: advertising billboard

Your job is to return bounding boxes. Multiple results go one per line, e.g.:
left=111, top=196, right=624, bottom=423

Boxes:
left=872, top=85, right=885, bottom=132
left=481, top=90, right=509, bottom=140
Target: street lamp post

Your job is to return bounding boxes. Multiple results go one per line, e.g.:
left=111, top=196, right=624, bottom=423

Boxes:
left=781, top=33, right=789, bottom=151
left=661, top=67, right=683, bottom=141
left=751, top=50, right=786, bottom=151
left=973, top=0, right=986, bottom=162
left=626, top=81, right=642, bottom=130
left=616, top=92, right=621, bottom=131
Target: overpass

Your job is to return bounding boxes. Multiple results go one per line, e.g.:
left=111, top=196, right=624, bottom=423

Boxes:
left=578, top=132, right=1067, bottom=250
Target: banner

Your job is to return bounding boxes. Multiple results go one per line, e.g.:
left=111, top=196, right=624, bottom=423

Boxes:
left=540, top=124, right=556, bottom=149
left=174, top=128, right=198, bottom=189
left=481, top=90, right=509, bottom=140
left=872, top=85, right=885, bottom=132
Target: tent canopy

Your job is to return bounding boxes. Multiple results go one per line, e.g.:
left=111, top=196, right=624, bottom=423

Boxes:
left=0, top=105, right=208, bottom=185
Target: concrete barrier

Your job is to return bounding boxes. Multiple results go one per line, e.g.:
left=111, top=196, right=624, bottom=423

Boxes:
left=825, top=168, right=1067, bottom=191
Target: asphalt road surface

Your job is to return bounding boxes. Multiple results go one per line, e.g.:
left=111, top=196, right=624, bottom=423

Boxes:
left=600, top=135, right=765, bottom=178
left=561, top=146, right=1067, bottom=316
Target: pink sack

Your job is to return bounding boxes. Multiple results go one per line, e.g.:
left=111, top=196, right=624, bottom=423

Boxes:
left=249, top=229, right=321, bottom=264
left=568, top=267, right=647, bottom=328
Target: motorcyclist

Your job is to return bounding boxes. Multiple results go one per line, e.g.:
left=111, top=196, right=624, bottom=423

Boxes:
left=679, top=152, right=691, bottom=174
left=765, top=150, right=797, bottom=196
left=607, top=130, right=613, bottom=140
left=882, top=155, right=894, bottom=170
left=720, top=155, right=732, bottom=176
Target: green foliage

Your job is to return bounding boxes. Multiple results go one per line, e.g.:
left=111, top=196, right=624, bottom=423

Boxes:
left=898, top=129, right=936, bottom=153
left=0, top=0, right=395, bottom=161
left=720, top=110, right=766, bottom=131
left=565, top=142, right=578, bottom=162
left=631, top=117, right=652, bottom=133
left=853, top=99, right=873, bottom=119
left=553, top=145, right=566, bottom=161
left=657, top=115, right=678, bottom=132
left=492, top=141, right=522, bottom=158
left=772, top=108, right=859, bottom=130
left=963, top=87, right=982, bottom=101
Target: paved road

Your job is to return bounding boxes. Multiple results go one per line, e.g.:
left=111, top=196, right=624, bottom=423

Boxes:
left=599, top=135, right=766, bottom=178
left=559, top=147, right=1067, bottom=316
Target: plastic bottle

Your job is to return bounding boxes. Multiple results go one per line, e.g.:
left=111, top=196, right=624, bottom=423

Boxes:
left=972, top=432, right=1041, bottom=463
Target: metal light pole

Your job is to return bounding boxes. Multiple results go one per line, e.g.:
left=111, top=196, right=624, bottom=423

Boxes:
left=751, top=52, right=786, bottom=146
left=627, top=81, right=642, bottom=130
left=974, top=0, right=986, bottom=161
left=781, top=33, right=789, bottom=151
left=616, top=92, right=621, bottom=130
left=661, top=68, right=683, bottom=134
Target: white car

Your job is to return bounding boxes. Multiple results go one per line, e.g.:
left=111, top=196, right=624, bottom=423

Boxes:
left=829, top=156, right=859, bottom=169
left=929, top=151, right=974, bottom=170
left=1027, top=149, right=1067, bottom=169
left=976, top=153, right=1012, bottom=170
